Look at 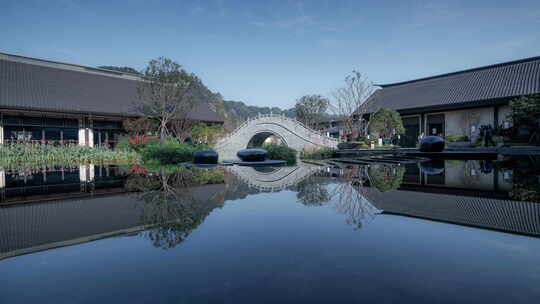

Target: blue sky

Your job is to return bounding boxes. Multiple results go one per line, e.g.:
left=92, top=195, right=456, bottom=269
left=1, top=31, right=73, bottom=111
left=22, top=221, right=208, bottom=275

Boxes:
left=1, top=0, right=539, bottom=108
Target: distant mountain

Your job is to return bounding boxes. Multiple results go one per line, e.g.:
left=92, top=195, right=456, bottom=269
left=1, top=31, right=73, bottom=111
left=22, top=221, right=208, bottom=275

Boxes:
left=96, top=65, right=295, bottom=131
left=222, top=100, right=295, bottom=127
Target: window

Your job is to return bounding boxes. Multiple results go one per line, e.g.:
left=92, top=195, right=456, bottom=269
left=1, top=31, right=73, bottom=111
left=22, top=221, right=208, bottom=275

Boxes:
left=3, top=116, right=21, bottom=126
left=63, top=128, right=78, bottom=142
left=44, top=128, right=61, bottom=141
left=45, top=118, right=64, bottom=127
left=25, top=126, right=43, bottom=140
left=4, top=126, right=24, bottom=140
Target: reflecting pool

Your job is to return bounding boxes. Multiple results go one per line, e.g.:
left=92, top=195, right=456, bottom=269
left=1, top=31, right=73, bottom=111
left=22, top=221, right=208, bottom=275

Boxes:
left=0, top=159, right=539, bottom=303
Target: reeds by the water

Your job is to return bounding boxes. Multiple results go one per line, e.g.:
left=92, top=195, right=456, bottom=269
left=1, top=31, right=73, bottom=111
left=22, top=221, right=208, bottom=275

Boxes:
left=0, top=142, right=140, bottom=166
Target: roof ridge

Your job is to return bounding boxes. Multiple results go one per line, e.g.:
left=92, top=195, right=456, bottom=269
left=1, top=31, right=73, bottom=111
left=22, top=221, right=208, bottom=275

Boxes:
left=376, top=55, right=540, bottom=88
left=0, top=51, right=142, bottom=81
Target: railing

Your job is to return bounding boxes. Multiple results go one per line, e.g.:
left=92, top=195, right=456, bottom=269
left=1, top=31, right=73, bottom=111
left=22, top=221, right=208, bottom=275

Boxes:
left=216, top=113, right=341, bottom=145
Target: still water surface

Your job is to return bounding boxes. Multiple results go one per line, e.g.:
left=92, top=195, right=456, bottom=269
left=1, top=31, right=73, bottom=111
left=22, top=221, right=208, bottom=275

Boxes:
left=0, top=159, right=539, bottom=303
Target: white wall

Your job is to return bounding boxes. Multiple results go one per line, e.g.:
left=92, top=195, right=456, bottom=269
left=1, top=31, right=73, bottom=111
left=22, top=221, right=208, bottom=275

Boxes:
left=444, top=107, right=494, bottom=141
left=498, top=104, right=512, bottom=128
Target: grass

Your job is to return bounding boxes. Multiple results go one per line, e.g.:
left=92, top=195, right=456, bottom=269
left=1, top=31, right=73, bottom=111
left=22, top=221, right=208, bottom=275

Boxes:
left=0, top=142, right=139, bottom=166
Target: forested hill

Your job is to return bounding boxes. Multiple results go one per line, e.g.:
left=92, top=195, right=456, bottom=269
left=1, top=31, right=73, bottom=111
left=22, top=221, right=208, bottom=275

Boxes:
left=99, top=65, right=295, bottom=132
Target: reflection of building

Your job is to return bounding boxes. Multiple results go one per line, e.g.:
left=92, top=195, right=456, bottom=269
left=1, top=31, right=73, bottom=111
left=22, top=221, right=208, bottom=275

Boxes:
left=0, top=52, right=223, bottom=146
left=356, top=162, right=540, bottom=236
left=364, top=56, right=540, bottom=147
left=0, top=165, right=126, bottom=204
left=0, top=182, right=227, bottom=260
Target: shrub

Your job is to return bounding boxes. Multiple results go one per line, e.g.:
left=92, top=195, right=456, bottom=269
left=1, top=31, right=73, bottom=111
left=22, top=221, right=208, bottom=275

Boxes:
left=116, top=136, right=132, bottom=151
left=141, top=140, right=207, bottom=165
left=445, top=134, right=469, bottom=142
left=261, top=144, right=297, bottom=165
left=300, top=147, right=336, bottom=160
left=355, top=136, right=369, bottom=144
left=338, top=141, right=370, bottom=150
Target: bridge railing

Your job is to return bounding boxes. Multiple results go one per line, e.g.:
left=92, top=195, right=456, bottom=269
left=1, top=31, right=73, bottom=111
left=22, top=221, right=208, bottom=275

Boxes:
left=216, top=113, right=341, bottom=146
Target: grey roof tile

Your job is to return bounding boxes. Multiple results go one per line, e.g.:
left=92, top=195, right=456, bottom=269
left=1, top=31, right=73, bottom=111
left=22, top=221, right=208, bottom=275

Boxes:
left=366, top=56, right=540, bottom=112
left=0, top=55, right=223, bottom=122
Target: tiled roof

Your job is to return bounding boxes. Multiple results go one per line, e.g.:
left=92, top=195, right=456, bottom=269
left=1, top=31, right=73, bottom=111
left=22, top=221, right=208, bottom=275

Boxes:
left=0, top=53, right=223, bottom=122
left=365, top=56, right=540, bottom=112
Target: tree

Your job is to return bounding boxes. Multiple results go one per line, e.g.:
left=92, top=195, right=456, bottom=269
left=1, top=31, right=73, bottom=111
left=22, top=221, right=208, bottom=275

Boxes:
left=191, top=123, right=224, bottom=144
left=331, top=71, right=377, bottom=140
left=123, top=117, right=159, bottom=137
left=368, top=108, right=404, bottom=141
left=294, top=95, right=329, bottom=129
left=135, top=57, right=197, bottom=141
left=508, top=94, right=540, bottom=144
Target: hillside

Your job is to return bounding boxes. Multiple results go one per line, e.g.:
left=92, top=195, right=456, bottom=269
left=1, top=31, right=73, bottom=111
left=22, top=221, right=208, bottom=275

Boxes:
left=98, top=65, right=295, bottom=131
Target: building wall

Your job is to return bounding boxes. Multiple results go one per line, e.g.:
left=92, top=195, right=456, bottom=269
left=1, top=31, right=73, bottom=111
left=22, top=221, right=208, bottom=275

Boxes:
left=444, top=106, right=494, bottom=141
left=498, top=104, right=512, bottom=128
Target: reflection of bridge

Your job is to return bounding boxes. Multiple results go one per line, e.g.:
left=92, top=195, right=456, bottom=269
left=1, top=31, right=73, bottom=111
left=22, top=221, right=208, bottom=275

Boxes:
left=215, top=114, right=340, bottom=160
left=225, top=164, right=323, bottom=192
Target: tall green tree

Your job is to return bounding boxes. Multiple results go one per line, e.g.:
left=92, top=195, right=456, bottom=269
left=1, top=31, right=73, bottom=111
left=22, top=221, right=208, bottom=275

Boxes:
left=508, top=94, right=540, bottom=144
left=368, top=108, right=405, bottom=141
left=295, top=95, right=329, bottom=129
left=135, top=57, right=197, bottom=141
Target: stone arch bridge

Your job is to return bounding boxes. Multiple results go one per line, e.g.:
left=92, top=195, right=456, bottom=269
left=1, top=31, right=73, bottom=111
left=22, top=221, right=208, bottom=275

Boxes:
left=215, top=114, right=340, bottom=160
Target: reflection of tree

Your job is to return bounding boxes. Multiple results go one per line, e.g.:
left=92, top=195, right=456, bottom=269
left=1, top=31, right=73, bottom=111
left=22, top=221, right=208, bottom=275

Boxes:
left=296, top=175, right=331, bottom=207
left=367, top=164, right=405, bottom=192
left=329, top=167, right=380, bottom=229
left=295, top=167, right=380, bottom=229
left=502, top=156, right=540, bottom=202
left=126, top=168, right=225, bottom=249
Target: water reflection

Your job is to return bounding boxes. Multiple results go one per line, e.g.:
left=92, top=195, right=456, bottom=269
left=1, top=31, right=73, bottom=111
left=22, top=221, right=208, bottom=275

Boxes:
left=128, top=169, right=226, bottom=249
left=0, top=158, right=539, bottom=261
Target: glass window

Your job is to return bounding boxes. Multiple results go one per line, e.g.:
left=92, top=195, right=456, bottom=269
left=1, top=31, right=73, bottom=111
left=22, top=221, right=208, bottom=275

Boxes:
left=45, top=118, right=64, bottom=127
left=62, top=128, right=78, bottom=142
left=22, top=116, right=43, bottom=126
left=64, top=119, right=79, bottom=128
left=24, top=126, right=43, bottom=141
left=94, top=121, right=122, bottom=129
left=4, top=126, right=24, bottom=140
left=44, top=127, right=61, bottom=141
left=3, top=116, right=21, bottom=126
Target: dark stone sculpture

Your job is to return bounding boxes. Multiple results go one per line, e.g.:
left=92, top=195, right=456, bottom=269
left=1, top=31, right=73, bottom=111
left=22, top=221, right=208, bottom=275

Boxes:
left=419, top=136, right=445, bottom=152
left=193, top=149, right=218, bottom=164
left=237, top=149, right=267, bottom=162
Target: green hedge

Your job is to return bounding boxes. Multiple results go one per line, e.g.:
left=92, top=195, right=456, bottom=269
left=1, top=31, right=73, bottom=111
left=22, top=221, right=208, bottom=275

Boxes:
left=141, top=140, right=208, bottom=165
left=300, top=147, right=336, bottom=160
left=261, top=144, right=297, bottom=165
left=445, top=134, right=469, bottom=142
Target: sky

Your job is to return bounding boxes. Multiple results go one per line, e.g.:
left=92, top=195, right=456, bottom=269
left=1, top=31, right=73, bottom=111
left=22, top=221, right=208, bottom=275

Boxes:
left=1, top=0, right=540, bottom=108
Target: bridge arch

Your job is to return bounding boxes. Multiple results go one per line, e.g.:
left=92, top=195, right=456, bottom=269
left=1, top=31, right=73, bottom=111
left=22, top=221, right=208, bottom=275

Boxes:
left=216, top=114, right=340, bottom=160
left=246, top=130, right=287, bottom=148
